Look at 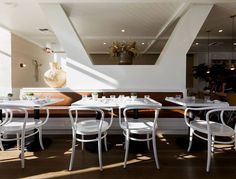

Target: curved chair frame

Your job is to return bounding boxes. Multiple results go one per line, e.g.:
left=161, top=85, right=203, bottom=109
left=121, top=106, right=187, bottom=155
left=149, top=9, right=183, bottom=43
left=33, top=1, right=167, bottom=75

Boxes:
left=68, top=106, right=113, bottom=171
left=120, top=105, right=161, bottom=169
left=0, top=107, right=50, bottom=168
left=184, top=106, right=236, bottom=172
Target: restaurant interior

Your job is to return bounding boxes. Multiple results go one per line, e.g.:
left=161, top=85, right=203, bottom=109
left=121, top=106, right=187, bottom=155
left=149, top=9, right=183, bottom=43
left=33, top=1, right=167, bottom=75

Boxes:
left=0, top=0, right=236, bottom=178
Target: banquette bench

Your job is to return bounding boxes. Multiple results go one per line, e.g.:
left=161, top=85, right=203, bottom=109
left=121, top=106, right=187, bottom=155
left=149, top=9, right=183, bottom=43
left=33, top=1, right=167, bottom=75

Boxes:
left=27, top=91, right=184, bottom=118
left=19, top=90, right=187, bottom=134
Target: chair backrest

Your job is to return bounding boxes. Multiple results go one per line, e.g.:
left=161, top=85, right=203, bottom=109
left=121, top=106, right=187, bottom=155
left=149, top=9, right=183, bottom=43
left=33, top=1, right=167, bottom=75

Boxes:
left=69, top=106, right=113, bottom=134
left=122, top=105, right=161, bottom=130
left=0, top=107, right=28, bottom=136
left=206, top=106, right=236, bottom=129
left=184, top=106, right=220, bottom=127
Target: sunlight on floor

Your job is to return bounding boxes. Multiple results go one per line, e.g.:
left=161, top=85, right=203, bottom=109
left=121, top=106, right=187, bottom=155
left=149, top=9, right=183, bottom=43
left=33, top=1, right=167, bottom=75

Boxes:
left=176, top=153, right=197, bottom=160
left=21, top=156, right=152, bottom=179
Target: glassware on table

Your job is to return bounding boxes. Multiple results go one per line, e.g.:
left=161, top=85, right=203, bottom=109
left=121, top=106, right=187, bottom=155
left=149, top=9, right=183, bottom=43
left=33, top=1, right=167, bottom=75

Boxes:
left=204, top=95, right=210, bottom=102
left=175, top=95, right=181, bottom=99
left=92, top=92, right=98, bottom=101
left=110, top=95, right=116, bottom=102
left=101, top=96, right=106, bottom=103
left=144, top=95, right=150, bottom=99
left=82, top=94, right=87, bottom=100
left=131, top=95, right=137, bottom=101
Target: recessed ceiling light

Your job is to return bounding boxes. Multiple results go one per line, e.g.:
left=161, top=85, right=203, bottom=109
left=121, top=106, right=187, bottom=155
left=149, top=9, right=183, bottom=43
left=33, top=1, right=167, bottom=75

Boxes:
left=195, top=42, right=199, bottom=45
left=141, top=42, right=145, bottom=45
left=233, top=42, right=236, bottom=46
left=218, top=29, right=223, bottom=33
left=121, top=29, right=125, bottom=33
left=103, top=42, right=106, bottom=45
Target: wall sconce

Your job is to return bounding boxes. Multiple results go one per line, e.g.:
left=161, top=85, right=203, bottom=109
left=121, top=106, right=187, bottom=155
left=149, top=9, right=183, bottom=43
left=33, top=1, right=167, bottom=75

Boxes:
left=43, top=47, right=54, bottom=53
left=20, top=63, right=26, bottom=68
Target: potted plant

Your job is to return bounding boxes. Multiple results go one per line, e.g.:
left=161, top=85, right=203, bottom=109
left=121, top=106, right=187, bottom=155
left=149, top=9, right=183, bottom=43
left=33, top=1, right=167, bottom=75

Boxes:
left=109, top=41, right=138, bottom=65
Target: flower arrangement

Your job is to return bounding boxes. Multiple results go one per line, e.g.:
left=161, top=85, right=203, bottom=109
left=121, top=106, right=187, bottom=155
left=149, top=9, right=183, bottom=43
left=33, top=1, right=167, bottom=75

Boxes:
left=108, top=41, right=138, bottom=57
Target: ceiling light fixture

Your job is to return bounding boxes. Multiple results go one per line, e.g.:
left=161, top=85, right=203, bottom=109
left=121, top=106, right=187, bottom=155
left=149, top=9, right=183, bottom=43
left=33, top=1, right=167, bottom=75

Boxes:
left=121, top=29, right=125, bottom=33
left=195, top=42, right=199, bottom=45
left=230, top=15, right=235, bottom=71
left=141, top=42, right=145, bottom=45
left=218, top=29, right=223, bottom=33
left=206, top=30, right=211, bottom=74
left=103, top=42, right=107, bottom=45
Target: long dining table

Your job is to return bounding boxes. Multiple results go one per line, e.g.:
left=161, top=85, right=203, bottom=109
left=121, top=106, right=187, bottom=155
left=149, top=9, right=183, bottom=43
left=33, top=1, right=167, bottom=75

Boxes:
left=165, top=96, right=229, bottom=108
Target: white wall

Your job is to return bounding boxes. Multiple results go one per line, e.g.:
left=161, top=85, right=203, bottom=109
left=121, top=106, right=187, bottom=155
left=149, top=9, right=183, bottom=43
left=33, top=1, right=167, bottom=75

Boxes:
left=40, top=4, right=212, bottom=92
left=0, top=27, right=11, bottom=96
left=11, top=34, right=54, bottom=96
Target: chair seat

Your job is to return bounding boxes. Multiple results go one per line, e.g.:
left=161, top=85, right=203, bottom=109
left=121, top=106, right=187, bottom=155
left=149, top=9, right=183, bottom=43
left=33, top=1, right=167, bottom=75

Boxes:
left=0, top=119, right=42, bottom=134
left=76, top=120, right=109, bottom=135
left=121, top=119, right=154, bottom=134
left=190, top=120, right=235, bottom=137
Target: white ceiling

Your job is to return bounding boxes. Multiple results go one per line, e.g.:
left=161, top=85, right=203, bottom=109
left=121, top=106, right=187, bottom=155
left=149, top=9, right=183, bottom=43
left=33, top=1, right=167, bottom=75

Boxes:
left=0, top=0, right=236, bottom=54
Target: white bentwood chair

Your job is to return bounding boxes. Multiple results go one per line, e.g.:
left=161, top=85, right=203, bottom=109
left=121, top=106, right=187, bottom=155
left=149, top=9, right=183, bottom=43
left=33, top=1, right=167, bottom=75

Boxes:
left=119, top=105, right=161, bottom=169
left=184, top=106, right=236, bottom=172
left=68, top=106, right=113, bottom=171
left=0, top=106, right=50, bottom=168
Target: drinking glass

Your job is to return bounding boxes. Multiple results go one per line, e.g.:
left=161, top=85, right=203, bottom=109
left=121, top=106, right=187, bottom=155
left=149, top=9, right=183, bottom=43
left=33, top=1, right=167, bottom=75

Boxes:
left=144, top=95, right=150, bottom=99
left=175, top=95, right=181, bottom=99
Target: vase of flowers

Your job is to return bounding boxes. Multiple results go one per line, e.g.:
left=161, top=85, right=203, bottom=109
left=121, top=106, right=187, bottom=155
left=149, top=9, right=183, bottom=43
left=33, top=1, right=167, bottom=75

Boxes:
left=109, top=41, right=138, bottom=65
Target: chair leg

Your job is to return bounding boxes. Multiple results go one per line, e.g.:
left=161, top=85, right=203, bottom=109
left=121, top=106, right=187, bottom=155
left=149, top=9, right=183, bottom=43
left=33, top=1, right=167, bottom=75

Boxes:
left=206, top=135, right=212, bottom=172
left=81, top=135, right=84, bottom=151
left=38, top=128, right=44, bottom=150
left=211, top=136, right=215, bottom=153
left=0, top=136, right=4, bottom=151
left=21, top=136, right=25, bottom=168
left=69, top=137, right=76, bottom=171
left=16, top=133, right=20, bottom=150
left=104, top=134, right=108, bottom=152
left=124, top=131, right=130, bottom=168
left=187, top=128, right=194, bottom=152
left=152, top=132, right=160, bottom=169
left=235, top=136, right=236, bottom=151
left=98, top=137, right=103, bottom=171
left=147, top=134, right=150, bottom=150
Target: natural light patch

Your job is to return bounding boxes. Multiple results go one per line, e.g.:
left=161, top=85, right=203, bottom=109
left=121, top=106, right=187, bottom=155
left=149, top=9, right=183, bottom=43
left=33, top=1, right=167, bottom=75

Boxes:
left=21, top=159, right=145, bottom=179
left=176, top=153, right=196, bottom=160
left=47, top=156, right=57, bottom=159
left=115, top=144, right=123, bottom=147
left=0, top=153, right=36, bottom=163
left=65, top=58, right=119, bottom=89
left=157, top=133, right=170, bottom=144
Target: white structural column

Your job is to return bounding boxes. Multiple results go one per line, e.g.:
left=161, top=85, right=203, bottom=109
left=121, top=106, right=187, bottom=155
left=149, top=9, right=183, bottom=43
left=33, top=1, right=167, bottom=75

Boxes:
left=40, top=3, right=212, bottom=91
left=157, top=4, right=213, bottom=67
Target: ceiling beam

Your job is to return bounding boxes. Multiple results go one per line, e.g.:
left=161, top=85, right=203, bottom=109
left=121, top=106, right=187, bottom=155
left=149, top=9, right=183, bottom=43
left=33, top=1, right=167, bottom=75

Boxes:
left=143, top=2, right=190, bottom=53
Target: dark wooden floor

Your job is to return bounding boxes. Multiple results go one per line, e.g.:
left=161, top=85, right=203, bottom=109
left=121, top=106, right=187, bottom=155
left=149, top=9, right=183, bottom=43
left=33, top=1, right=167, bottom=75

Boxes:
left=0, top=134, right=236, bottom=179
